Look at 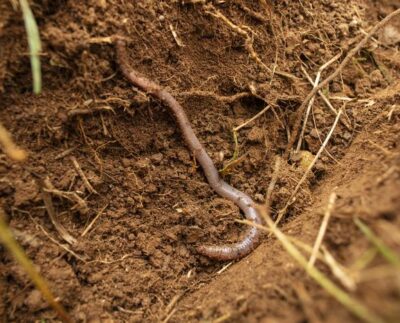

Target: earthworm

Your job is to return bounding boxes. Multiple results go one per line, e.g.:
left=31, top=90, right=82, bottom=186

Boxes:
left=115, top=40, right=262, bottom=261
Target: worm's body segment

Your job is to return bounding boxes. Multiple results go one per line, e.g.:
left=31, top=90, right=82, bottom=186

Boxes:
left=116, top=41, right=262, bottom=261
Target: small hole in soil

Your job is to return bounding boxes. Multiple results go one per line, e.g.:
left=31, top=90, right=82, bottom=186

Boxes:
left=379, top=211, right=396, bottom=221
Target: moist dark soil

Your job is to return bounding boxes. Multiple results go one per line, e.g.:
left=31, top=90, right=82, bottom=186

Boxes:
left=1, top=0, right=400, bottom=322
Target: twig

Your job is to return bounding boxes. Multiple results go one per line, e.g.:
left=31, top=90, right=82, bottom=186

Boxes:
left=301, top=67, right=337, bottom=115
left=87, top=36, right=114, bottom=44
left=376, top=166, right=400, bottom=185
left=204, top=4, right=268, bottom=69
left=220, top=149, right=249, bottom=174
left=235, top=1, right=269, bottom=23
left=276, top=109, right=343, bottom=227
left=296, top=70, right=321, bottom=153
left=308, top=192, right=337, bottom=268
left=218, top=105, right=272, bottom=173
left=70, top=156, right=98, bottom=195
left=387, top=104, right=397, bottom=121
left=310, top=107, right=340, bottom=164
left=285, top=8, right=400, bottom=158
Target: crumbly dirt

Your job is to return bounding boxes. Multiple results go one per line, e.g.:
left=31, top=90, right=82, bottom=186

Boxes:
left=0, top=0, right=399, bottom=322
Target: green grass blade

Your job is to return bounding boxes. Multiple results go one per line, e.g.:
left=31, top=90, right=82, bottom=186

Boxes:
left=19, top=0, right=42, bottom=94
left=354, top=217, right=400, bottom=268
left=260, top=211, right=385, bottom=323
left=0, top=208, right=71, bottom=322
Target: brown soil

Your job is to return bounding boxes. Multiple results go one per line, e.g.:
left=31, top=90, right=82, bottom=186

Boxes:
left=1, top=0, right=400, bottom=322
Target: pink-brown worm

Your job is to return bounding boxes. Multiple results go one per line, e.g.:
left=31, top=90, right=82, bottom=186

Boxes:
left=116, top=40, right=262, bottom=261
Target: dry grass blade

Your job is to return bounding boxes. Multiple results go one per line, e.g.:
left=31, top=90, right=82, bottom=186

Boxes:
left=295, top=71, right=321, bottom=153
left=0, top=208, right=71, bottom=322
left=322, top=246, right=356, bottom=291
left=81, top=204, right=108, bottom=237
left=293, top=282, right=322, bottom=323
left=239, top=218, right=356, bottom=291
left=43, top=177, right=89, bottom=215
left=221, top=105, right=271, bottom=173
left=296, top=54, right=341, bottom=152
left=233, top=105, right=271, bottom=132
left=354, top=218, right=400, bottom=268
left=67, top=105, right=115, bottom=118
left=265, top=156, right=282, bottom=204
left=40, top=178, right=77, bottom=245
left=70, top=156, right=98, bottom=195
left=308, top=192, right=337, bottom=268
left=275, top=109, right=343, bottom=228
left=204, top=4, right=298, bottom=81
left=261, top=207, right=384, bottom=323
left=178, top=90, right=251, bottom=103
left=0, top=122, right=27, bottom=161
left=19, top=0, right=42, bottom=94
left=301, top=66, right=352, bottom=131
left=285, top=8, right=400, bottom=158
left=35, top=222, right=87, bottom=262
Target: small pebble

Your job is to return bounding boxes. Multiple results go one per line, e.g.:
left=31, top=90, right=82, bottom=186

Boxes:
left=310, top=128, right=319, bottom=139
left=121, top=158, right=131, bottom=167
